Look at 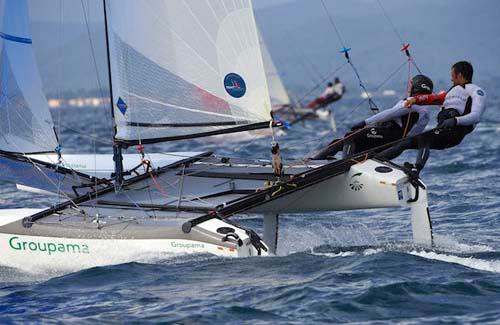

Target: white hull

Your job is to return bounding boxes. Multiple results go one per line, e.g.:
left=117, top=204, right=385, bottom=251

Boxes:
left=253, top=159, right=410, bottom=213
left=23, top=153, right=432, bottom=234
left=0, top=234, right=252, bottom=273
left=0, top=209, right=267, bottom=273
left=1, top=153, right=432, bottom=273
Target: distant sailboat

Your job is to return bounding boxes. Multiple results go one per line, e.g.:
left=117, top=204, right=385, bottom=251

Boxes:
left=258, top=28, right=335, bottom=127
left=258, top=29, right=292, bottom=113
left=0, top=0, right=432, bottom=273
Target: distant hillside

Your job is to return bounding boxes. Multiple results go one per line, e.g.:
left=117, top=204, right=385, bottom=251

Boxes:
left=30, top=21, right=108, bottom=98
left=30, top=0, right=500, bottom=98
left=255, top=0, right=500, bottom=95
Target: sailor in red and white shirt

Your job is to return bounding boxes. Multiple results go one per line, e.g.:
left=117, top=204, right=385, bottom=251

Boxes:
left=307, top=78, right=345, bottom=109
left=379, top=61, right=486, bottom=171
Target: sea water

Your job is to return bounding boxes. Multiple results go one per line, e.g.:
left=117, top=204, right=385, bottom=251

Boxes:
left=0, top=87, right=499, bottom=323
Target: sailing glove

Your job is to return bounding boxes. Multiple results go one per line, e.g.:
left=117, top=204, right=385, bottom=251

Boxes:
left=350, top=120, right=366, bottom=131
left=438, top=117, right=457, bottom=129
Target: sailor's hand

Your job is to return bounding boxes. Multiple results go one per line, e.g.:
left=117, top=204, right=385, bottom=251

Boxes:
left=438, top=117, right=457, bottom=129
left=404, top=97, right=416, bottom=108
left=350, top=120, right=366, bottom=131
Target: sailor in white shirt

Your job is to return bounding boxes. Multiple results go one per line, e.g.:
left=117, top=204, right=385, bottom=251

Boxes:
left=311, top=75, right=434, bottom=160
left=380, top=61, right=487, bottom=171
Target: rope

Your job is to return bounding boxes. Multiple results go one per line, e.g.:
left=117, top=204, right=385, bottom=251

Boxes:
left=296, top=61, right=349, bottom=106
left=314, top=126, right=370, bottom=154
left=320, top=0, right=379, bottom=113
left=348, top=59, right=408, bottom=115
left=376, top=0, right=422, bottom=74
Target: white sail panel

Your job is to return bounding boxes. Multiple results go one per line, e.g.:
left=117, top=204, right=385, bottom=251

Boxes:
left=0, top=0, right=58, bottom=153
left=258, top=29, right=291, bottom=110
left=105, top=0, right=272, bottom=143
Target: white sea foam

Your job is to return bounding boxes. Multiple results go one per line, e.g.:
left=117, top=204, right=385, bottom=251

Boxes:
left=278, top=222, right=381, bottom=256
left=310, top=251, right=357, bottom=258
left=432, top=234, right=494, bottom=254
left=408, top=250, right=500, bottom=273
left=310, top=247, right=384, bottom=258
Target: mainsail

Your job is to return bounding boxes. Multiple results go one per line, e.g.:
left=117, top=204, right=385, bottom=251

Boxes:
left=0, top=0, right=58, bottom=153
left=258, top=29, right=291, bottom=110
left=105, top=0, right=273, bottom=145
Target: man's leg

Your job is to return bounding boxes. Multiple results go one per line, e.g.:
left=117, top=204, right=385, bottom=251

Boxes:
left=342, top=125, right=404, bottom=158
left=310, top=137, right=345, bottom=159
left=312, top=127, right=372, bottom=160
left=415, top=136, right=431, bottom=170
left=427, top=126, right=472, bottom=150
left=377, top=138, right=415, bottom=160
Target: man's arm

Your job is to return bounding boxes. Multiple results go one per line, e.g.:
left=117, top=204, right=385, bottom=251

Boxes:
left=320, top=87, right=333, bottom=98
left=456, top=88, right=487, bottom=126
left=365, top=100, right=406, bottom=125
left=405, top=91, right=447, bottom=107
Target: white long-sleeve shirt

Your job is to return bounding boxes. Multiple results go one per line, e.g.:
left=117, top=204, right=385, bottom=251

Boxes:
left=413, top=83, right=487, bottom=127
left=320, top=83, right=344, bottom=98
left=364, top=99, right=431, bottom=136
left=320, top=86, right=335, bottom=98
left=446, top=84, right=487, bottom=126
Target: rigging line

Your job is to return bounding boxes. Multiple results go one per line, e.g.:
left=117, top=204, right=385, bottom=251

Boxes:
left=80, top=0, right=107, bottom=106
left=375, top=0, right=422, bottom=74
left=176, top=164, right=186, bottom=218
left=301, top=54, right=324, bottom=82
left=56, top=124, right=114, bottom=146
left=120, top=189, right=156, bottom=219
left=81, top=0, right=113, bottom=206
left=56, top=0, right=63, bottom=141
left=21, top=155, right=82, bottom=211
left=80, top=0, right=109, bottom=208
left=348, top=59, right=408, bottom=115
left=296, top=61, right=348, bottom=106
left=319, top=0, right=378, bottom=112
left=302, top=58, right=407, bottom=158
left=376, top=0, right=405, bottom=46
left=319, top=0, right=347, bottom=49
left=304, top=126, right=369, bottom=158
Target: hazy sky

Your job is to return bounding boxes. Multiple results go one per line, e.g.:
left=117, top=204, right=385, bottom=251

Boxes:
left=27, top=0, right=500, bottom=97
left=29, top=0, right=296, bottom=22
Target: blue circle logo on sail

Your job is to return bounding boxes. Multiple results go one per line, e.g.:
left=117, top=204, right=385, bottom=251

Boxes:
left=224, top=73, right=246, bottom=98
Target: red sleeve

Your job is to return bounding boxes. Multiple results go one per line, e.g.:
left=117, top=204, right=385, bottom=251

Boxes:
left=413, top=91, right=447, bottom=105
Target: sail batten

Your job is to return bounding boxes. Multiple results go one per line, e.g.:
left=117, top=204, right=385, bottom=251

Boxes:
left=0, top=0, right=58, bottom=154
left=105, top=0, right=272, bottom=144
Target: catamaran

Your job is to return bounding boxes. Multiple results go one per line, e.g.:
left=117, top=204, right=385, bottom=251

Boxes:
left=0, top=0, right=432, bottom=273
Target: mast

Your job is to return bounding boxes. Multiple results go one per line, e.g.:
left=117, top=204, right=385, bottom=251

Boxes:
left=102, top=0, right=124, bottom=190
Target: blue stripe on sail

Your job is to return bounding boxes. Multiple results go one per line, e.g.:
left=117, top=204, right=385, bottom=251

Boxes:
left=0, top=32, right=32, bottom=44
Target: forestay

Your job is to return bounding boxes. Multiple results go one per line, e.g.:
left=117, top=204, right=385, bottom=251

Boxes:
left=105, top=0, right=272, bottom=145
left=258, top=29, right=291, bottom=110
left=0, top=0, right=58, bottom=153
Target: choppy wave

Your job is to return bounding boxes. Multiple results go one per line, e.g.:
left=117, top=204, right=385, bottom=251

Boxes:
left=1, top=94, right=500, bottom=323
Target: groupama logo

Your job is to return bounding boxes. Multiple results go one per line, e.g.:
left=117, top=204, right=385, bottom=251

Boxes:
left=9, top=236, right=90, bottom=255
left=349, top=172, right=364, bottom=191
